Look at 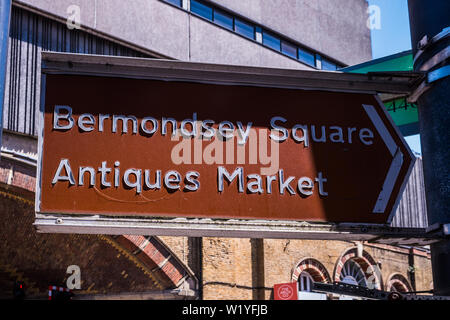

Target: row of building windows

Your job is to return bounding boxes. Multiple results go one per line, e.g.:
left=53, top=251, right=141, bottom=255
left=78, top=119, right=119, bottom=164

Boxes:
left=163, top=0, right=342, bottom=70
left=293, top=250, right=413, bottom=296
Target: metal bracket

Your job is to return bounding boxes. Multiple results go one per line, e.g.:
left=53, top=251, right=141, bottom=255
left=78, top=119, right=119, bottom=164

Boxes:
left=420, top=45, right=450, bottom=72
left=408, top=80, right=430, bottom=103
left=413, top=27, right=450, bottom=66
left=312, top=282, right=389, bottom=300
left=426, top=223, right=450, bottom=238
left=408, top=46, right=450, bottom=103
left=312, top=281, right=450, bottom=300
left=408, top=27, right=450, bottom=103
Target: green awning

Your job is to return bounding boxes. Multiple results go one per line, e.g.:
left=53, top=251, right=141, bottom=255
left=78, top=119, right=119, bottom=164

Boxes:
left=341, top=50, right=418, bottom=136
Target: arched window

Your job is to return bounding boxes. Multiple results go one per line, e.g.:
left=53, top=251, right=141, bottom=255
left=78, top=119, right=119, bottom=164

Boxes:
left=292, top=258, right=331, bottom=292
left=386, top=274, right=412, bottom=293
left=339, top=259, right=367, bottom=287
left=334, top=247, right=382, bottom=290
left=299, top=271, right=314, bottom=292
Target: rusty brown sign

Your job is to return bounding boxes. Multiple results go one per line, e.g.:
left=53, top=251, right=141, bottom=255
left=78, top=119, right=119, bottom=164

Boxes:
left=35, top=53, right=415, bottom=236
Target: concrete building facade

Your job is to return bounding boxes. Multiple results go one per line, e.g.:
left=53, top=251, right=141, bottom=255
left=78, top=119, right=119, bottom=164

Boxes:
left=0, top=0, right=432, bottom=299
left=16, top=0, right=371, bottom=67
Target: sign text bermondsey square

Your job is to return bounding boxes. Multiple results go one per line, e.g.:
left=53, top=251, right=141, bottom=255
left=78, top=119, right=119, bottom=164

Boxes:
left=37, top=72, right=414, bottom=224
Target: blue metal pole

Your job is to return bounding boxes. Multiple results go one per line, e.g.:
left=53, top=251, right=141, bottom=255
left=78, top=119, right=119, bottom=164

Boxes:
left=0, top=0, right=11, bottom=155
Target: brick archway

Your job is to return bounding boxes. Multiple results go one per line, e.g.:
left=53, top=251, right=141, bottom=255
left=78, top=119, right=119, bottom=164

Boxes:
left=334, top=247, right=383, bottom=290
left=107, top=235, right=196, bottom=290
left=386, top=273, right=412, bottom=292
left=292, top=258, right=331, bottom=283
left=0, top=156, right=197, bottom=296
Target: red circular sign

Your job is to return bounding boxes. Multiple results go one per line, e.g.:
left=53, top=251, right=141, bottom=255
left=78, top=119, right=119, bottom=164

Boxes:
left=277, top=284, right=295, bottom=300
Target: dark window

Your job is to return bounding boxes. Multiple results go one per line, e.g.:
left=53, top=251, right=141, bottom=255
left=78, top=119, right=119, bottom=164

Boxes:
left=262, top=31, right=281, bottom=51
left=298, top=47, right=316, bottom=67
left=322, top=58, right=337, bottom=71
left=191, top=0, right=213, bottom=20
left=234, top=19, right=255, bottom=40
left=281, top=41, right=297, bottom=59
left=164, top=0, right=182, bottom=7
left=213, top=9, right=233, bottom=30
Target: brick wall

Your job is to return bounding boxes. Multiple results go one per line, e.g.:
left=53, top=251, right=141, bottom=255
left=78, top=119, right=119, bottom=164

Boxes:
left=365, top=244, right=433, bottom=292
left=0, top=190, right=199, bottom=298
left=201, top=238, right=433, bottom=300
left=202, top=237, right=254, bottom=300
left=0, top=194, right=163, bottom=297
left=0, top=155, right=197, bottom=298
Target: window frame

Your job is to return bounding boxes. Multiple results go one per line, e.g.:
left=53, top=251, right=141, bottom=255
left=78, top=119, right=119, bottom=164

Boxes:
left=298, top=47, right=316, bottom=67
left=321, top=58, right=338, bottom=71
left=262, top=30, right=281, bottom=51
left=299, top=271, right=314, bottom=292
left=163, top=0, right=182, bottom=7
left=281, top=40, right=298, bottom=59
left=234, top=18, right=256, bottom=40
left=190, top=0, right=213, bottom=21
left=213, top=9, right=234, bottom=31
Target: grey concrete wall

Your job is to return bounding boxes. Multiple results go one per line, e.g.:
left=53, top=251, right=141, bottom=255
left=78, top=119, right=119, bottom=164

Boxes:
left=15, top=0, right=371, bottom=68
left=16, top=0, right=191, bottom=60
left=210, top=0, right=372, bottom=65
left=17, top=0, right=97, bottom=27
left=95, top=0, right=190, bottom=60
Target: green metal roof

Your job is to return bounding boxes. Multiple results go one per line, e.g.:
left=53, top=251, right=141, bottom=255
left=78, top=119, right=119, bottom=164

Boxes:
left=341, top=50, right=418, bottom=136
left=341, top=50, right=413, bottom=73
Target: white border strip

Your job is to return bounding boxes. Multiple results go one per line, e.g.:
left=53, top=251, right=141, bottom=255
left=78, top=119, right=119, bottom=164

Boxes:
left=363, top=104, right=397, bottom=156
left=35, top=73, right=46, bottom=214
left=373, top=149, right=404, bottom=213
left=32, top=214, right=440, bottom=245
left=363, top=104, right=404, bottom=213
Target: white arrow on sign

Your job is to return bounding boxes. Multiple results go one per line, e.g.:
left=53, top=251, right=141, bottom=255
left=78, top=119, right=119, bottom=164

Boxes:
left=363, top=104, right=409, bottom=215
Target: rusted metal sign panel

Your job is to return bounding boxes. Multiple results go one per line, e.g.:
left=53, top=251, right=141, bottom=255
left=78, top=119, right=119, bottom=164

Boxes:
left=35, top=53, right=415, bottom=237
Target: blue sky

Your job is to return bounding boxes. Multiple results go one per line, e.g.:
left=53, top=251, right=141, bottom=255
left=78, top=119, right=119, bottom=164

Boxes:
left=367, top=0, right=422, bottom=155
left=368, top=0, right=412, bottom=59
